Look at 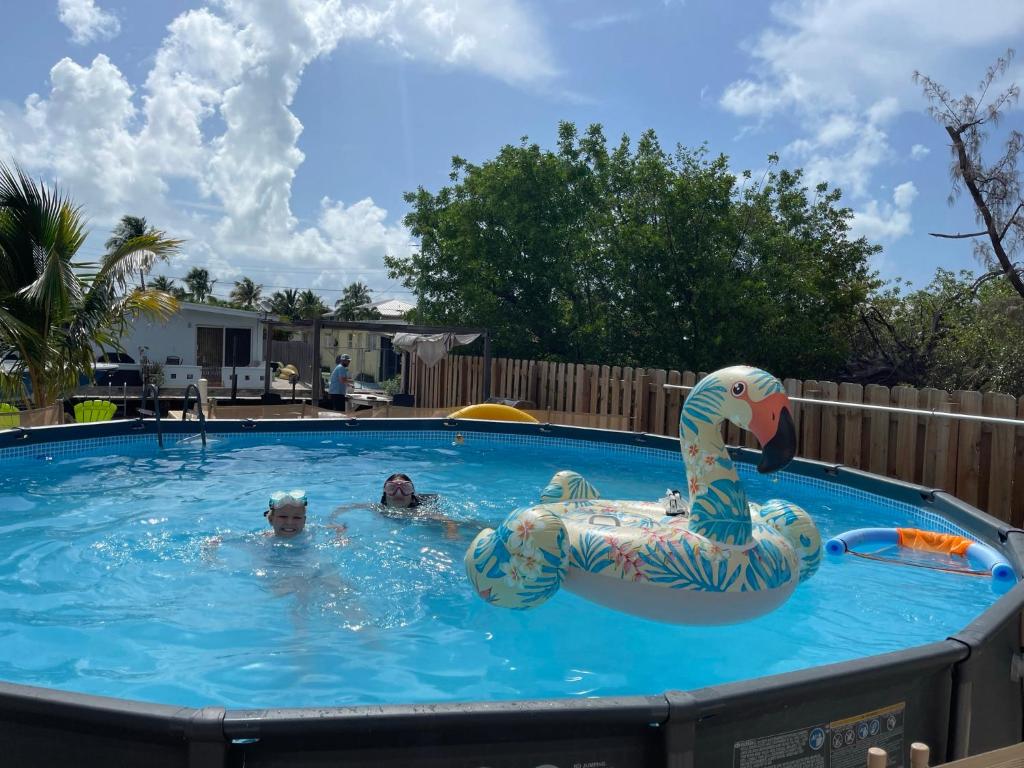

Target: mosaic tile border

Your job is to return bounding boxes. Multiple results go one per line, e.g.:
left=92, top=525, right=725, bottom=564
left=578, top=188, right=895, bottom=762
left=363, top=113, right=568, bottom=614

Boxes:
left=0, top=427, right=978, bottom=541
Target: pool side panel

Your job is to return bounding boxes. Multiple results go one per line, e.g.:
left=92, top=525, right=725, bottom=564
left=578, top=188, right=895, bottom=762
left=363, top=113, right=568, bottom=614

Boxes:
left=946, top=580, right=1024, bottom=759
left=226, top=696, right=669, bottom=767
left=683, top=640, right=965, bottom=767
left=0, top=681, right=226, bottom=768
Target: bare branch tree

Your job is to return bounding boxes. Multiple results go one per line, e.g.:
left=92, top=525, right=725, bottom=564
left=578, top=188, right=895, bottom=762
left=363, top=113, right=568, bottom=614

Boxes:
left=914, top=49, right=1024, bottom=299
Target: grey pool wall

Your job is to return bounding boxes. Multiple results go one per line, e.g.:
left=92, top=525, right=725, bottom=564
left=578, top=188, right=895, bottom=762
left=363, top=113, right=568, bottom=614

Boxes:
left=0, top=418, right=1021, bottom=768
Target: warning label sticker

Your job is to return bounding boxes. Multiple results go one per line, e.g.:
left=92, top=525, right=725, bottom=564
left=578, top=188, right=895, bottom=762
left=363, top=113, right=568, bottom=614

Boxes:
left=733, top=702, right=904, bottom=768
left=828, top=703, right=904, bottom=768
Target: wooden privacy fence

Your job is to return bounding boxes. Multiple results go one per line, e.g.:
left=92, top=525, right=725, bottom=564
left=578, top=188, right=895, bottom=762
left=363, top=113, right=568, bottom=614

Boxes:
left=408, top=355, right=1024, bottom=525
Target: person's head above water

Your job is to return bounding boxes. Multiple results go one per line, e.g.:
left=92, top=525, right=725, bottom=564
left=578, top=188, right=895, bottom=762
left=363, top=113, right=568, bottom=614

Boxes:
left=381, top=473, right=421, bottom=508
left=265, top=489, right=308, bottom=537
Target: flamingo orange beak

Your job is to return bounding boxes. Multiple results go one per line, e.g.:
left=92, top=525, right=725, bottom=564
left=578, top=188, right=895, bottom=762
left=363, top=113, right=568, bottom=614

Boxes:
left=747, top=392, right=797, bottom=473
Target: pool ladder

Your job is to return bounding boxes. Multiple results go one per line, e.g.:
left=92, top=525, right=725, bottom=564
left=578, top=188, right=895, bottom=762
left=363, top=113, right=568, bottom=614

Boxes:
left=181, top=384, right=207, bottom=447
left=138, top=383, right=163, bottom=448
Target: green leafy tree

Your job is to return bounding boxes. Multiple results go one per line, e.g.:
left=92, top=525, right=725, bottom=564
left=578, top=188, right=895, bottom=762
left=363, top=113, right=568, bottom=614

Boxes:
left=184, top=267, right=214, bottom=303
left=230, top=277, right=263, bottom=310
left=849, top=269, right=1024, bottom=393
left=105, top=215, right=175, bottom=290
left=0, top=164, right=181, bottom=406
left=333, top=281, right=380, bottom=320
left=388, top=122, right=878, bottom=377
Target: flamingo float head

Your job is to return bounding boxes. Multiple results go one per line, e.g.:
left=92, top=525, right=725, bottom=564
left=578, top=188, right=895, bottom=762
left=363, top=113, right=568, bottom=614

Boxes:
left=687, top=366, right=797, bottom=474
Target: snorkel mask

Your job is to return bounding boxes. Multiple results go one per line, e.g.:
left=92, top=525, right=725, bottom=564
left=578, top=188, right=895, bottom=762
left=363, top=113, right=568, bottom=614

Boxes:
left=269, top=489, right=308, bottom=510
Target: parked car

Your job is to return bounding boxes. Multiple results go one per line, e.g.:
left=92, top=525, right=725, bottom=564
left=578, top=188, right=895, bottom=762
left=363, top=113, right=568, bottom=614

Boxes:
left=93, top=352, right=143, bottom=386
left=96, top=352, right=136, bottom=364
left=0, top=348, right=20, bottom=374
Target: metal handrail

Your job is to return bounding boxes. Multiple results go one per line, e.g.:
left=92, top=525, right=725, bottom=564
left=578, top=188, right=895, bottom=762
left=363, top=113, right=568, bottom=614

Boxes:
left=662, top=383, right=1024, bottom=428
left=139, top=383, right=163, bottom=448
left=181, top=384, right=207, bottom=447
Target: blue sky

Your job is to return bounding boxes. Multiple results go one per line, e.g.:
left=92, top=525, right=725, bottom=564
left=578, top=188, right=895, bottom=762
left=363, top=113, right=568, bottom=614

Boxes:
left=1, top=0, right=1022, bottom=305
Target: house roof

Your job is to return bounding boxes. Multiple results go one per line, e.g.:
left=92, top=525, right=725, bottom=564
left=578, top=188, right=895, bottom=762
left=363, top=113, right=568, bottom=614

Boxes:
left=369, top=298, right=414, bottom=318
left=180, top=302, right=276, bottom=321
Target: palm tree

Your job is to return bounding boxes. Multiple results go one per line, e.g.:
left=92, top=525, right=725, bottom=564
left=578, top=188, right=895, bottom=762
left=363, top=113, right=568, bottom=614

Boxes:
left=105, top=215, right=173, bottom=290
left=150, top=275, right=175, bottom=292
left=184, top=267, right=214, bottom=303
left=0, top=164, right=181, bottom=407
left=231, top=277, right=263, bottom=310
left=297, top=289, right=327, bottom=319
left=333, top=281, right=380, bottom=320
left=267, top=288, right=301, bottom=319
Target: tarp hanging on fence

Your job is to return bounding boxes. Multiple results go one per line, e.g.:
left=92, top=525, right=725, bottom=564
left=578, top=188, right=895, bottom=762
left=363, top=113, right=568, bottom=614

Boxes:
left=391, top=332, right=480, bottom=368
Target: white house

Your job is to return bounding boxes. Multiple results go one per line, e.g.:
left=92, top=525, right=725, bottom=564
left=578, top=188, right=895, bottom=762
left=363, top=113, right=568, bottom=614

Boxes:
left=99, top=303, right=271, bottom=389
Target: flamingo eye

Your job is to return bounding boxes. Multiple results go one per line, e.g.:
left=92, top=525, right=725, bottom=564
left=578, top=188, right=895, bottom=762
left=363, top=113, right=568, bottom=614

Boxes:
left=731, top=382, right=746, bottom=397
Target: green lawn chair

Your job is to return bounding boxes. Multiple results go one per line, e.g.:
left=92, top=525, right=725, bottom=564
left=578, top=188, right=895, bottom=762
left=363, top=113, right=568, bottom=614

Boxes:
left=0, top=403, right=19, bottom=428
left=74, top=399, right=117, bottom=423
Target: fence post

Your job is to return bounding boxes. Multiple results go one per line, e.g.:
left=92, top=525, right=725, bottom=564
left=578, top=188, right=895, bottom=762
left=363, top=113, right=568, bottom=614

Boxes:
left=574, top=364, right=587, bottom=413
left=801, top=379, right=821, bottom=460
left=839, top=382, right=864, bottom=469
left=634, top=371, right=649, bottom=433
left=652, top=369, right=667, bottom=436
left=666, top=370, right=681, bottom=437
left=893, top=386, right=919, bottom=483
left=864, top=384, right=890, bottom=476
left=1013, top=396, right=1024, bottom=528
left=606, top=368, right=622, bottom=430
left=983, top=392, right=1016, bottom=523
left=953, top=390, right=983, bottom=508
left=819, top=381, right=839, bottom=463
left=920, top=388, right=952, bottom=492
left=783, top=379, right=803, bottom=453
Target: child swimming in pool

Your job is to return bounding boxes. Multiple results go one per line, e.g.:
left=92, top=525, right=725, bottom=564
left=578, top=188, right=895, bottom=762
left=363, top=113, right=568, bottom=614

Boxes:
left=332, top=474, right=460, bottom=538
left=379, top=473, right=435, bottom=508
left=265, top=489, right=309, bottom=537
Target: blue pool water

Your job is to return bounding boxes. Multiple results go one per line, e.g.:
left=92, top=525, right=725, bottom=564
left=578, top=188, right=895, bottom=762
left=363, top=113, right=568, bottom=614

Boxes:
left=0, top=432, right=1002, bottom=708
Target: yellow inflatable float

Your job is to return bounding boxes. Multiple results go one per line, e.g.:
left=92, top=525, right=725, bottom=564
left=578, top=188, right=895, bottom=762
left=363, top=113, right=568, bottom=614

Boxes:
left=448, top=403, right=538, bottom=423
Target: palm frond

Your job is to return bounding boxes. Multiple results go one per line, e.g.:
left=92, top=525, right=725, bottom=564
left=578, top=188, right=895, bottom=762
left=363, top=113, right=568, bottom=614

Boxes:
left=94, top=233, right=184, bottom=291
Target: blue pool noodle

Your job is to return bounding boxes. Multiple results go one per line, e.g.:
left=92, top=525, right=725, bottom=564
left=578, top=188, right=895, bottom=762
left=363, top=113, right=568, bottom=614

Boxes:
left=825, top=527, right=1016, bottom=585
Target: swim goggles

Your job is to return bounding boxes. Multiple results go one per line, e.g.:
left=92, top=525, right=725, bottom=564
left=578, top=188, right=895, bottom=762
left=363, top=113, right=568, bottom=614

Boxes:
left=269, top=489, right=308, bottom=509
left=383, top=480, right=414, bottom=495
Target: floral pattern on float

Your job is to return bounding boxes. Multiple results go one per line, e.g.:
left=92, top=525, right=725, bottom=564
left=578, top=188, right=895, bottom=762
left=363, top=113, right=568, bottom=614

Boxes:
left=464, top=367, right=823, bottom=624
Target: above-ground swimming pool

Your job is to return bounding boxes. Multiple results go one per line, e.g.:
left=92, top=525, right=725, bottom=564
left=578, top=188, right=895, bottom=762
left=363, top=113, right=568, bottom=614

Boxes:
left=0, top=419, right=1021, bottom=768
left=0, top=429, right=1006, bottom=709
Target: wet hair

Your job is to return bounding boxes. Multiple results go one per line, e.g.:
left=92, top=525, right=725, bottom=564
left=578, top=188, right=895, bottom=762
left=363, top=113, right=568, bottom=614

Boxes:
left=381, top=472, right=422, bottom=507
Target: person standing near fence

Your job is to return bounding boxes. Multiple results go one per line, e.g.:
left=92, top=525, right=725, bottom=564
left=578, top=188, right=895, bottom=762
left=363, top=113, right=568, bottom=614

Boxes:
left=328, top=354, right=352, bottom=413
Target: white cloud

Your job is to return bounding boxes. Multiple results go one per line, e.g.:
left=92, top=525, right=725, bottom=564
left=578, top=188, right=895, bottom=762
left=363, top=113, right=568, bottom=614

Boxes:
left=815, top=114, right=858, bottom=146
left=892, top=180, right=918, bottom=209
left=720, top=0, right=1024, bottom=219
left=851, top=181, right=918, bottom=241
left=58, top=0, right=121, bottom=45
left=721, top=0, right=1024, bottom=248
left=379, top=0, right=557, bottom=85
left=910, top=143, right=930, bottom=160
left=786, top=116, right=890, bottom=197
left=720, top=0, right=1024, bottom=121
left=3, top=0, right=555, bottom=295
